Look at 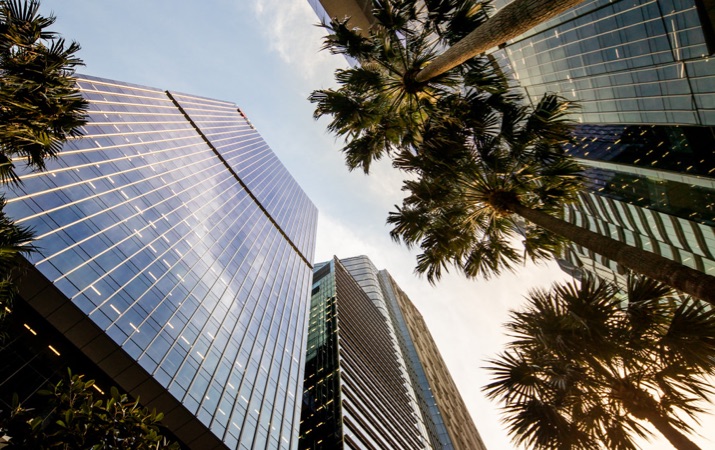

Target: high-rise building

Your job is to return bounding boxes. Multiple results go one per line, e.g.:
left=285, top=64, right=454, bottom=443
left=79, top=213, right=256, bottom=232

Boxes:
left=3, top=74, right=318, bottom=450
left=488, top=0, right=715, bottom=283
left=299, top=256, right=487, bottom=450
left=299, top=256, right=431, bottom=449
left=560, top=123, right=715, bottom=285
left=493, top=0, right=715, bottom=126
left=377, top=266, right=488, bottom=450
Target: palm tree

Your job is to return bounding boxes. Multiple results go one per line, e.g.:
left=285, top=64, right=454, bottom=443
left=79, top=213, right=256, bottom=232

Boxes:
left=415, top=0, right=586, bottom=82
left=387, top=93, right=715, bottom=303
left=484, top=276, right=715, bottom=450
left=310, top=0, right=505, bottom=173
left=0, top=0, right=88, bottom=184
left=0, top=0, right=85, bottom=337
left=0, top=197, right=34, bottom=342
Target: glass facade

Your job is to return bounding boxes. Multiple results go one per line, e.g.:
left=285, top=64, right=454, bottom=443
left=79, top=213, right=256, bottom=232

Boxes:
left=299, top=257, right=432, bottom=450
left=300, top=256, right=487, bottom=450
left=482, top=0, right=715, bottom=284
left=559, top=124, right=715, bottom=286
left=6, top=75, right=317, bottom=449
left=566, top=124, right=715, bottom=178
left=377, top=271, right=451, bottom=450
left=494, top=0, right=715, bottom=125
left=566, top=124, right=715, bottom=227
left=298, top=261, right=344, bottom=449
left=377, top=271, right=488, bottom=450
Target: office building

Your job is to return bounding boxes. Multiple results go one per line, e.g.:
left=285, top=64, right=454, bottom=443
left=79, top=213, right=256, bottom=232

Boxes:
left=560, top=123, right=715, bottom=285
left=299, top=256, right=487, bottom=450
left=299, top=257, right=430, bottom=449
left=377, top=266, right=488, bottom=450
left=487, top=0, right=715, bottom=283
left=493, top=0, right=715, bottom=126
left=488, top=3, right=715, bottom=284
left=3, top=75, right=318, bottom=450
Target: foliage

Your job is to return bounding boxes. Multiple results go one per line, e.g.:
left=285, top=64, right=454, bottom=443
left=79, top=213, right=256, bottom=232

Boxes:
left=1, top=371, right=179, bottom=449
left=388, top=92, right=582, bottom=282
left=0, top=0, right=88, bottom=184
left=484, top=276, right=715, bottom=449
left=310, top=0, right=501, bottom=173
left=314, top=0, right=587, bottom=283
left=0, top=0, right=85, bottom=338
left=0, top=196, right=33, bottom=341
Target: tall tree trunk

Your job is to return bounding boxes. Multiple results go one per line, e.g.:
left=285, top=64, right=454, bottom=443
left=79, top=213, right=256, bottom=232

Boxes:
left=507, top=202, right=715, bottom=304
left=415, top=0, right=585, bottom=83
left=641, top=410, right=702, bottom=450
left=618, top=384, right=702, bottom=450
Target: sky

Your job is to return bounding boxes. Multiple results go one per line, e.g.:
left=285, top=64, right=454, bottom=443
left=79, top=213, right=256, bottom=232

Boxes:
left=39, top=1, right=714, bottom=449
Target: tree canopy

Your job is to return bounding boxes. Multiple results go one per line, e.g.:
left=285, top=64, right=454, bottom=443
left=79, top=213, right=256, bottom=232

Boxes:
left=0, top=196, right=33, bottom=342
left=1, top=371, right=179, bottom=449
left=310, top=0, right=505, bottom=173
left=0, top=0, right=87, bottom=337
left=484, top=276, right=715, bottom=450
left=387, top=92, right=580, bottom=281
left=313, top=0, right=715, bottom=301
left=0, top=0, right=87, bottom=184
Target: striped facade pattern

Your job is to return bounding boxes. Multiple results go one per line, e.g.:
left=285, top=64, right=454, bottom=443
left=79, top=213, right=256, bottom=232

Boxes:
left=6, top=75, right=317, bottom=449
left=563, top=190, right=715, bottom=285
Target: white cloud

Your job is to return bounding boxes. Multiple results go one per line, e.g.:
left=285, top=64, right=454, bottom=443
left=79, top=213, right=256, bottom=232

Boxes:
left=315, top=213, right=386, bottom=262
left=250, top=0, right=342, bottom=83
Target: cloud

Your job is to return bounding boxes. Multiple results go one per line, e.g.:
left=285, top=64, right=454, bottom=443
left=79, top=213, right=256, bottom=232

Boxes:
left=250, top=0, right=342, bottom=83
left=315, top=214, right=383, bottom=262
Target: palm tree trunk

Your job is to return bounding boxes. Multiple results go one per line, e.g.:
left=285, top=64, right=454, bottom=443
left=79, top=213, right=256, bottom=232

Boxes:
left=640, top=410, right=702, bottom=450
left=618, top=384, right=702, bottom=450
left=415, top=0, right=584, bottom=83
left=507, top=201, right=715, bottom=304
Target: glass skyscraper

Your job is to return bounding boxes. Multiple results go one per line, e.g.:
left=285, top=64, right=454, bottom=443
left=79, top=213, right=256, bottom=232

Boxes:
left=487, top=0, right=715, bottom=283
left=494, top=0, right=715, bottom=125
left=299, top=256, right=486, bottom=450
left=560, top=124, right=715, bottom=285
left=5, top=75, right=318, bottom=449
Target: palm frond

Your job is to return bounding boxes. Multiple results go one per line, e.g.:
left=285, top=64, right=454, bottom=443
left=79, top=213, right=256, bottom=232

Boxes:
left=462, top=232, right=522, bottom=279
left=318, top=17, right=373, bottom=59
left=522, top=225, right=566, bottom=262
left=519, top=93, right=577, bottom=146
left=486, top=276, right=715, bottom=449
left=0, top=197, right=35, bottom=275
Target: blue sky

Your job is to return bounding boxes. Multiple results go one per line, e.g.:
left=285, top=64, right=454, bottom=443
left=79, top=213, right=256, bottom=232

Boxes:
left=39, top=1, right=714, bottom=449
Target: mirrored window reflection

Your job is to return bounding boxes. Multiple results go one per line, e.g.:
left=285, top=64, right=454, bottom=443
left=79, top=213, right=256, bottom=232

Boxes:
left=5, top=75, right=317, bottom=448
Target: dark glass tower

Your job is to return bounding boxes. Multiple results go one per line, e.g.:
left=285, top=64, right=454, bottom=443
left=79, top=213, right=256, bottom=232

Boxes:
left=4, top=75, right=318, bottom=450
left=299, top=257, right=431, bottom=449
left=560, top=124, right=715, bottom=285
left=299, top=256, right=487, bottom=450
